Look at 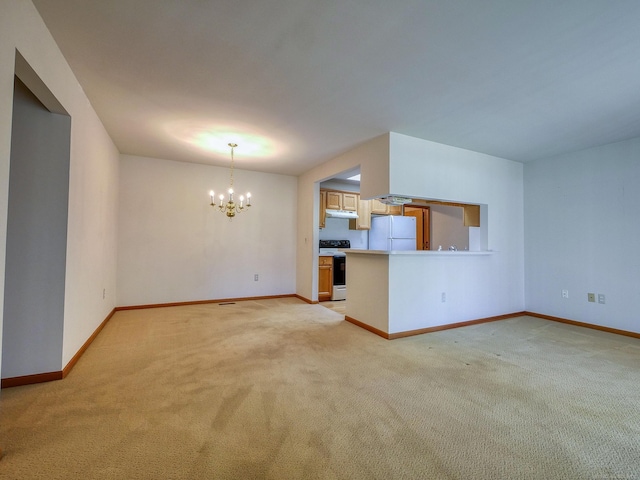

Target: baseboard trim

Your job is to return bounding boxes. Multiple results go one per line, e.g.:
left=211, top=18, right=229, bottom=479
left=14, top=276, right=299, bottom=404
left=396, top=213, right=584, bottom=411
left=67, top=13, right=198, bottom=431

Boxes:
left=388, top=312, right=527, bottom=339
left=115, top=294, right=299, bottom=311
left=295, top=294, right=317, bottom=304
left=1, top=371, right=63, bottom=389
left=524, top=311, right=640, bottom=339
left=6, top=306, right=635, bottom=389
left=2, top=295, right=303, bottom=389
left=62, top=308, right=117, bottom=379
left=345, top=316, right=390, bottom=339
left=1, top=307, right=117, bottom=389
left=346, top=310, right=640, bottom=341
left=346, top=312, right=527, bottom=340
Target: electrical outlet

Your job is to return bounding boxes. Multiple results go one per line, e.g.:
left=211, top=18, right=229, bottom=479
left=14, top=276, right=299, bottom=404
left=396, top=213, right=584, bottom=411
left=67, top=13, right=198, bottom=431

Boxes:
left=588, top=293, right=595, bottom=303
left=598, top=294, right=605, bottom=304
left=441, top=292, right=446, bottom=303
left=254, top=274, right=259, bottom=281
left=562, top=289, right=569, bottom=299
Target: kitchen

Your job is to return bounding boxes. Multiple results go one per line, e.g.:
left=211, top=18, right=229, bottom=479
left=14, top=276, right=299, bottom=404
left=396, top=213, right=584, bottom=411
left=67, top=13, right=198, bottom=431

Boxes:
left=318, top=170, right=479, bottom=304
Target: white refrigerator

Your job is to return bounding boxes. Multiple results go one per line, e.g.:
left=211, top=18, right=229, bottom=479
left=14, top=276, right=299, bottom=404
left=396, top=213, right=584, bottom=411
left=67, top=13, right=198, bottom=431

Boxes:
left=369, top=215, right=417, bottom=251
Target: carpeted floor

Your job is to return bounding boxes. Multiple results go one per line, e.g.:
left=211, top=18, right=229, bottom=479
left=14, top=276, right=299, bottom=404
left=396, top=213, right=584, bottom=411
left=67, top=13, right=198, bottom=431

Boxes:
left=0, top=297, right=639, bottom=479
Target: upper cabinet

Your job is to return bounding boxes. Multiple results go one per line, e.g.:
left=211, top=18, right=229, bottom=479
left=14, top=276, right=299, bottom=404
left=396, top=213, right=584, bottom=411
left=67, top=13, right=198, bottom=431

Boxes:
left=370, top=199, right=402, bottom=215
left=320, top=189, right=410, bottom=231
left=326, top=190, right=357, bottom=211
left=318, top=188, right=371, bottom=230
left=320, top=188, right=358, bottom=229
left=462, top=204, right=480, bottom=227
left=349, top=196, right=371, bottom=231
left=342, top=193, right=358, bottom=211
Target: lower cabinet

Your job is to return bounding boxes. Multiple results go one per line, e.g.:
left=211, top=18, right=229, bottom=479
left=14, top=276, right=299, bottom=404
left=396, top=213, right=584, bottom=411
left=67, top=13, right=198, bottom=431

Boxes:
left=318, top=256, right=333, bottom=302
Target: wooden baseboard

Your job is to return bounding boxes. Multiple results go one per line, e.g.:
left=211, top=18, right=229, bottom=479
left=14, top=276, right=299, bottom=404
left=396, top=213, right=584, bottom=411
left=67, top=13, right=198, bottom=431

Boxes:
left=62, top=308, right=117, bottom=378
left=1, top=307, right=117, bottom=389
left=524, top=311, right=640, bottom=339
left=6, top=304, right=635, bottom=389
left=1, top=370, right=63, bottom=389
left=295, top=294, right=317, bottom=304
left=348, top=310, right=640, bottom=341
left=345, top=316, right=390, bottom=339
left=346, top=312, right=527, bottom=340
left=388, top=312, right=527, bottom=339
left=115, top=294, right=299, bottom=311
left=2, top=295, right=303, bottom=389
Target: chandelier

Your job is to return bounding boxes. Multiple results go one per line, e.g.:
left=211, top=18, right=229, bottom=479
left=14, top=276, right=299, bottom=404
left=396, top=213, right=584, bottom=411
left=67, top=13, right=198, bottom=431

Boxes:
left=209, top=143, right=252, bottom=219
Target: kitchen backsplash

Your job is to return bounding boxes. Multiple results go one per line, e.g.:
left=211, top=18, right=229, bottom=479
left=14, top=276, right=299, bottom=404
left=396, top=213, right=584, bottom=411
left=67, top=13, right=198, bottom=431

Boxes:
left=319, top=217, right=369, bottom=249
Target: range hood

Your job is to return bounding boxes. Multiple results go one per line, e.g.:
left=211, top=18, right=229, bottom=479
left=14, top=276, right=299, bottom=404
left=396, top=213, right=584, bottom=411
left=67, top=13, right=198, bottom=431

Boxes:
left=325, top=209, right=359, bottom=219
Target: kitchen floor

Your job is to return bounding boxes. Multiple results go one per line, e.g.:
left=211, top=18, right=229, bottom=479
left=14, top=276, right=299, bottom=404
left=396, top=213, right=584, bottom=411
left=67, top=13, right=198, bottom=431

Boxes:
left=320, top=300, right=347, bottom=316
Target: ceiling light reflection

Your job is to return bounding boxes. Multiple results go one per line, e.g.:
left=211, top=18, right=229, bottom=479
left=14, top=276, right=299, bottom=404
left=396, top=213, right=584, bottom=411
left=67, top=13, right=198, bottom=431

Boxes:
left=168, top=121, right=278, bottom=158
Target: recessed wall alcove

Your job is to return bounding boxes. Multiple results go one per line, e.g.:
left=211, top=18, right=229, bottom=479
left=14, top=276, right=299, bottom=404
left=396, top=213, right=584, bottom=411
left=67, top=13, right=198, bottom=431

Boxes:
left=1, top=52, right=71, bottom=380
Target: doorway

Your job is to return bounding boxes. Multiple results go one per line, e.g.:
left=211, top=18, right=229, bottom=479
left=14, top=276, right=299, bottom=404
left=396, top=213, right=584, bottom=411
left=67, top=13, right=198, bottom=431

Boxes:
left=404, top=206, right=430, bottom=250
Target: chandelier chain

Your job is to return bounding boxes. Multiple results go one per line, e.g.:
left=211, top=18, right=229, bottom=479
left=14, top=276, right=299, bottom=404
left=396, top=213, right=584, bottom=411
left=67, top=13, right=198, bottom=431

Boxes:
left=228, top=143, right=235, bottom=188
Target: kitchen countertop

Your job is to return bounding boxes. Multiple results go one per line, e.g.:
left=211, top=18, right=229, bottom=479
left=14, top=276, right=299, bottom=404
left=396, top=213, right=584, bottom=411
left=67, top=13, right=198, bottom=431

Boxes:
left=343, top=249, right=494, bottom=256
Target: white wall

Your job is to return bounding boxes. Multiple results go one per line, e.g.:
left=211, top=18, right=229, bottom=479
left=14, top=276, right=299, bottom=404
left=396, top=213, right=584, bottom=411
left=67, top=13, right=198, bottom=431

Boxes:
left=118, top=155, right=297, bottom=306
left=387, top=133, right=525, bottom=318
left=0, top=1, right=120, bottom=376
left=388, top=253, right=500, bottom=333
left=298, top=132, right=524, bottom=321
left=524, top=137, right=640, bottom=333
left=296, top=134, right=390, bottom=301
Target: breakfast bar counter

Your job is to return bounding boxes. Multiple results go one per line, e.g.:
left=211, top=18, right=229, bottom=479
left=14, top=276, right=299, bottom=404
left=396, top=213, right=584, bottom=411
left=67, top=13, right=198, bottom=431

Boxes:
left=343, top=249, right=497, bottom=339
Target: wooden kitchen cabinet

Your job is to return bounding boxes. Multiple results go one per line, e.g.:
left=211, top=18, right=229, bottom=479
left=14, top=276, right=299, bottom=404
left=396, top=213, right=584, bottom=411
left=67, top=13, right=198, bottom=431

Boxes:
left=349, top=195, right=371, bottom=230
left=387, top=204, right=402, bottom=215
left=370, top=198, right=386, bottom=214
left=371, top=199, right=403, bottom=215
left=318, top=256, right=333, bottom=302
left=325, top=190, right=341, bottom=210
left=325, top=190, right=358, bottom=211
left=320, top=188, right=359, bottom=229
left=319, top=190, right=326, bottom=229
left=463, top=204, right=480, bottom=227
left=342, top=193, right=358, bottom=211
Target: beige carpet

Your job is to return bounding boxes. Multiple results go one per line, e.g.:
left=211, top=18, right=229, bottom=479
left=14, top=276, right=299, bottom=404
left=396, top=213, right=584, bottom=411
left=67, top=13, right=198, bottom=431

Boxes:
left=1, top=297, right=639, bottom=479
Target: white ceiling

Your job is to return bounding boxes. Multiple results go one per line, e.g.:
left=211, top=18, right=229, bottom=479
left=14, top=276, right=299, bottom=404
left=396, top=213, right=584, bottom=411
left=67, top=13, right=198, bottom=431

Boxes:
left=33, top=0, right=640, bottom=176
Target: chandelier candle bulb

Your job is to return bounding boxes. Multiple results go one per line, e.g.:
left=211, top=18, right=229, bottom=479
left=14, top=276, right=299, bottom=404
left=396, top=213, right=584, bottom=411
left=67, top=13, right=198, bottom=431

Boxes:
left=209, top=190, right=214, bottom=205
